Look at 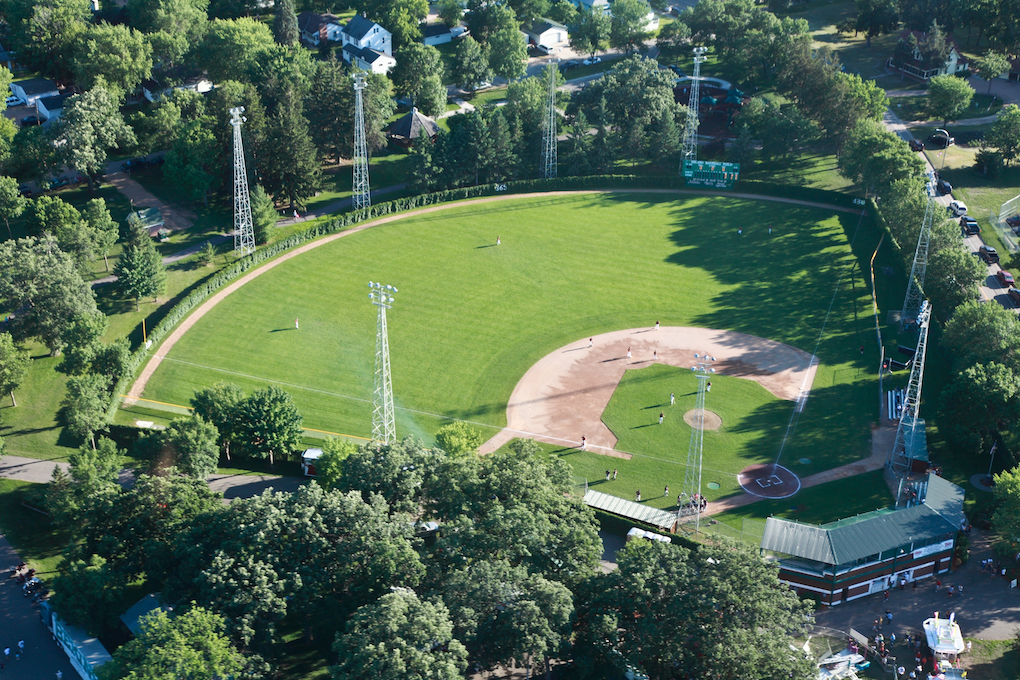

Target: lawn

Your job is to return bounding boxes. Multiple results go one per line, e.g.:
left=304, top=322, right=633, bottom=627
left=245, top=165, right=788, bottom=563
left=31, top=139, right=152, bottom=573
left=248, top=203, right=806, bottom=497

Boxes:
left=0, top=479, right=71, bottom=579
left=302, top=147, right=414, bottom=213
left=889, top=93, right=1003, bottom=123
left=140, top=192, right=887, bottom=514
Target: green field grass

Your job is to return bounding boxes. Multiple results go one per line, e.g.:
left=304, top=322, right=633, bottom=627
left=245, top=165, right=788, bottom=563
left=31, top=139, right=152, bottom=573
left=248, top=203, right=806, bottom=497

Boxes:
left=0, top=479, right=70, bottom=579
left=139, top=192, right=886, bottom=516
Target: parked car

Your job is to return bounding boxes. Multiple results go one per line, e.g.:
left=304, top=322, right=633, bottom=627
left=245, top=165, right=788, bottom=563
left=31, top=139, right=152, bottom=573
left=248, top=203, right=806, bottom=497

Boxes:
left=534, top=43, right=554, bottom=55
left=1009, top=288, right=1020, bottom=306
left=960, top=216, right=980, bottom=234
left=979, top=245, right=1000, bottom=263
left=668, top=64, right=686, bottom=77
left=561, top=60, right=580, bottom=70
left=17, top=184, right=31, bottom=197
left=582, top=56, right=602, bottom=65
left=927, top=133, right=955, bottom=148
left=948, top=200, right=968, bottom=217
left=998, top=270, right=1015, bottom=287
left=122, top=157, right=148, bottom=171
left=5, top=95, right=20, bottom=107
left=470, top=81, right=492, bottom=91
left=1006, top=215, right=1020, bottom=227
left=936, top=179, right=952, bottom=195
left=20, top=115, right=40, bottom=127
left=48, top=177, right=70, bottom=190
left=908, top=139, right=924, bottom=151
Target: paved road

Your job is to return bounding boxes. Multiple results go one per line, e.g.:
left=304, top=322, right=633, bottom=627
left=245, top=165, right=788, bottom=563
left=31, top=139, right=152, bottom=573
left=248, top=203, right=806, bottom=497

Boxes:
left=0, top=455, right=303, bottom=500
left=815, top=528, right=1020, bottom=641
left=0, top=536, right=77, bottom=680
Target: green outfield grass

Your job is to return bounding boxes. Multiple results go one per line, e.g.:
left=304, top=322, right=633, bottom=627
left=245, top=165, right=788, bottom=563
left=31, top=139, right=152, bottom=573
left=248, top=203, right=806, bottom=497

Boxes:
left=138, top=192, right=885, bottom=515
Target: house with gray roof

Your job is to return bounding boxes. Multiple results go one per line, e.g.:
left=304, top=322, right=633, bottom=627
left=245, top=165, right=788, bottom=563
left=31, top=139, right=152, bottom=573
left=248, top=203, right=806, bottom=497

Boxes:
left=760, top=474, right=964, bottom=606
left=340, top=14, right=392, bottom=56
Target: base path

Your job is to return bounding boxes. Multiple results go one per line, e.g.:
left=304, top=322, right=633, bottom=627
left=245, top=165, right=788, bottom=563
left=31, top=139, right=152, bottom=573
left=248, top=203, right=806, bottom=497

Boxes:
left=127, top=189, right=860, bottom=403
left=479, top=327, right=818, bottom=456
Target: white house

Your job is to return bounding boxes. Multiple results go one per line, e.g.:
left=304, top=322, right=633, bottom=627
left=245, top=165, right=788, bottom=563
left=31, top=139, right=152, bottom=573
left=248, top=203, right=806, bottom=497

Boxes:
left=35, top=93, right=73, bottom=125
left=298, top=11, right=344, bottom=46
left=423, top=23, right=459, bottom=46
left=890, top=29, right=969, bottom=81
left=340, top=15, right=392, bottom=56
left=342, top=44, right=397, bottom=74
left=524, top=19, right=568, bottom=46
left=10, top=78, right=59, bottom=107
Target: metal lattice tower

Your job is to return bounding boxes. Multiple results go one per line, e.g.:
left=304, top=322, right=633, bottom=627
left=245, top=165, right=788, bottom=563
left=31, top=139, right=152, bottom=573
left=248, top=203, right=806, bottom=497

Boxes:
left=677, top=353, right=715, bottom=534
left=352, top=73, right=371, bottom=211
left=541, top=60, right=558, bottom=179
left=230, top=107, right=255, bottom=257
left=900, top=197, right=937, bottom=330
left=369, top=281, right=397, bottom=444
left=887, top=301, right=931, bottom=479
left=679, top=47, right=708, bottom=169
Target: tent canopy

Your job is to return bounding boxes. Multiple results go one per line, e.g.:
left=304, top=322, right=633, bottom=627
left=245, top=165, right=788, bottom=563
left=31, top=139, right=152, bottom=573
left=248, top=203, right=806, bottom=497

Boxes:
left=923, top=616, right=964, bottom=655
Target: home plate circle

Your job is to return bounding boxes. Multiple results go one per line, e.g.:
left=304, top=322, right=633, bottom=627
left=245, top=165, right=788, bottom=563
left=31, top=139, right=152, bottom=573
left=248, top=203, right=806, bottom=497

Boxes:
left=737, top=464, right=801, bottom=499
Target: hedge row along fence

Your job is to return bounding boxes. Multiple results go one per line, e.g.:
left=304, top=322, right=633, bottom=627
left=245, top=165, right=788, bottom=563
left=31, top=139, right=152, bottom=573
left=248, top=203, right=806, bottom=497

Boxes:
left=107, top=175, right=862, bottom=420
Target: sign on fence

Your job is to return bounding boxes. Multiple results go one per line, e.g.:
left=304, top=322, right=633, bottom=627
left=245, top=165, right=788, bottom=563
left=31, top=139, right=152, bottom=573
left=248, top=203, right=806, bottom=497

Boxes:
left=682, top=160, right=740, bottom=188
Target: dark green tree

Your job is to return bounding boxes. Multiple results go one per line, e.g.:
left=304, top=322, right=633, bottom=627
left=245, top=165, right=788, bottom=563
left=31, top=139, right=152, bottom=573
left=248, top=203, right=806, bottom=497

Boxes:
left=855, top=0, right=899, bottom=46
left=656, top=19, right=691, bottom=64
left=273, top=0, right=299, bottom=45
left=250, top=184, right=277, bottom=245
left=191, top=382, right=246, bottom=461
left=332, top=589, right=468, bottom=680
left=438, top=0, right=464, bottom=27
left=262, top=88, right=321, bottom=209
left=927, top=73, right=974, bottom=126
left=51, top=554, right=125, bottom=636
left=53, top=86, right=137, bottom=191
left=198, top=18, right=276, bottom=83
left=0, top=235, right=98, bottom=355
left=574, top=540, right=815, bottom=680
left=58, top=311, right=108, bottom=376
left=988, top=104, right=1020, bottom=165
left=974, top=51, right=1011, bottom=94
left=610, top=0, right=652, bottom=53
left=837, top=119, right=926, bottom=192
left=235, top=385, right=303, bottom=465
left=98, top=607, right=243, bottom=680
left=565, top=110, right=594, bottom=176
left=569, top=5, right=611, bottom=58
left=83, top=198, right=119, bottom=272
left=115, top=236, right=167, bottom=310
left=72, top=23, right=153, bottom=100
left=164, top=119, right=220, bottom=205
left=488, top=27, right=528, bottom=81
left=62, top=373, right=113, bottom=447
left=434, top=421, right=484, bottom=458
left=453, top=36, right=492, bottom=93
left=465, top=0, right=518, bottom=44
left=0, top=175, right=27, bottom=238
left=145, top=416, right=221, bottom=478
left=392, top=43, right=446, bottom=111
left=942, top=300, right=1020, bottom=370
left=940, top=362, right=1020, bottom=455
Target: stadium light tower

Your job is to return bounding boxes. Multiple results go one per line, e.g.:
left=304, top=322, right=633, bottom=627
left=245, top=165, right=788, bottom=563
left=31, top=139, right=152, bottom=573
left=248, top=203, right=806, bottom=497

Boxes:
left=900, top=197, right=936, bottom=331
left=230, top=107, right=255, bottom=257
left=888, top=301, right=931, bottom=482
left=352, top=73, right=372, bottom=211
left=677, top=353, right=715, bottom=534
left=679, top=46, right=708, bottom=171
left=541, top=59, right=558, bottom=179
left=369, top=281, right=397, bottom=444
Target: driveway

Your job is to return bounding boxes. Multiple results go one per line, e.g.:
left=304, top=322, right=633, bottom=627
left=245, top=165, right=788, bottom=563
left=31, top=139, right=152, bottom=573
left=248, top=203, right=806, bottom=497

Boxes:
left=106, top=172, right=195, bottom=233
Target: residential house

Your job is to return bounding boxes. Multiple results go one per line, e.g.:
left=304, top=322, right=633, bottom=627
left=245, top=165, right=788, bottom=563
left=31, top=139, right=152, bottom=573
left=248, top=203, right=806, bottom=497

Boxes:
left=574, top=0, right=610, bottom=12
left=141, top=75, right=213, bottom=103
left=298, top=11, right=343, bottom=46
left=340, top=15, right=395, bottom=74
left=9, top=78, right=59, bottom=107
left=342, top=45, right=397, bottom=74
left=35, top=93, right=74, bottom=125
left=889, top=29, right=969, bottom=81
left=340, top=15, right=392, bottom=56
left=423, top=23, right=467, bottom=46
left=524, top=18, right=569, bottom=47
left=759, top=475, right=964, bottom=606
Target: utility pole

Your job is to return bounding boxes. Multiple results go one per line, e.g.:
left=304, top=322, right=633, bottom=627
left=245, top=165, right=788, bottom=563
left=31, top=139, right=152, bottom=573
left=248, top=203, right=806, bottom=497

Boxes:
left=352, top=73, right=371, bottom=211
left=679, top=46, right=708, bottom=171
left=541, top=60, right=558, bottom=179
left=230, top=107, right=255, bottom=257
left=677, top=353, right=715, bottom=534
left=369, top=281, right=397, bottom=444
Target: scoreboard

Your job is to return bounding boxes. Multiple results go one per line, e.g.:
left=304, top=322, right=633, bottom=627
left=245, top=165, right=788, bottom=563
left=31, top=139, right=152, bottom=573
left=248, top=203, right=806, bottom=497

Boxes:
left=682, top=160, right=740, bottom=188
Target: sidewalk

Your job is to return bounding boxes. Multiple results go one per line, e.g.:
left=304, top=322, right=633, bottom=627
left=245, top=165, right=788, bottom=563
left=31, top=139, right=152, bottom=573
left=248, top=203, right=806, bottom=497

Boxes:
left=814, top=527, right=1020, bottom=641
left=0, top=535, right=77, bottom=679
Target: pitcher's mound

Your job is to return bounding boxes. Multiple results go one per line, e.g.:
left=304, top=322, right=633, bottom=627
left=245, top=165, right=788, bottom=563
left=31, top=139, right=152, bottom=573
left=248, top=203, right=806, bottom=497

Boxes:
left=683, top=409, right=721, bottom=430
left=738, top=464, right=801, bottom=499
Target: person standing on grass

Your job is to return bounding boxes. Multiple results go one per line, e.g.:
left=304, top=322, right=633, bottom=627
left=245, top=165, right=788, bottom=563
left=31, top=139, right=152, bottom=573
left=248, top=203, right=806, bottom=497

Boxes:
left=496, top=236, right=501, bottom=245
left=635, top=489, right=641, bottom=501
left=659, top=412, right=664, bottom=424
left=295, top=318, right=299, bottom=330
left=664, top=485, right=669, bottom=497
left=605, top=470, right=610, bottom=481
left=613, top=469, right=617, bottom=480
left=670, top=392, right=675, bottom=405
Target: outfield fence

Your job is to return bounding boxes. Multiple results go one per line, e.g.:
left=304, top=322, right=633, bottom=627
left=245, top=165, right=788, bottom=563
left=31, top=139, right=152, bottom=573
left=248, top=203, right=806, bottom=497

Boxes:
left=109, top=176, right=865, bottom=424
